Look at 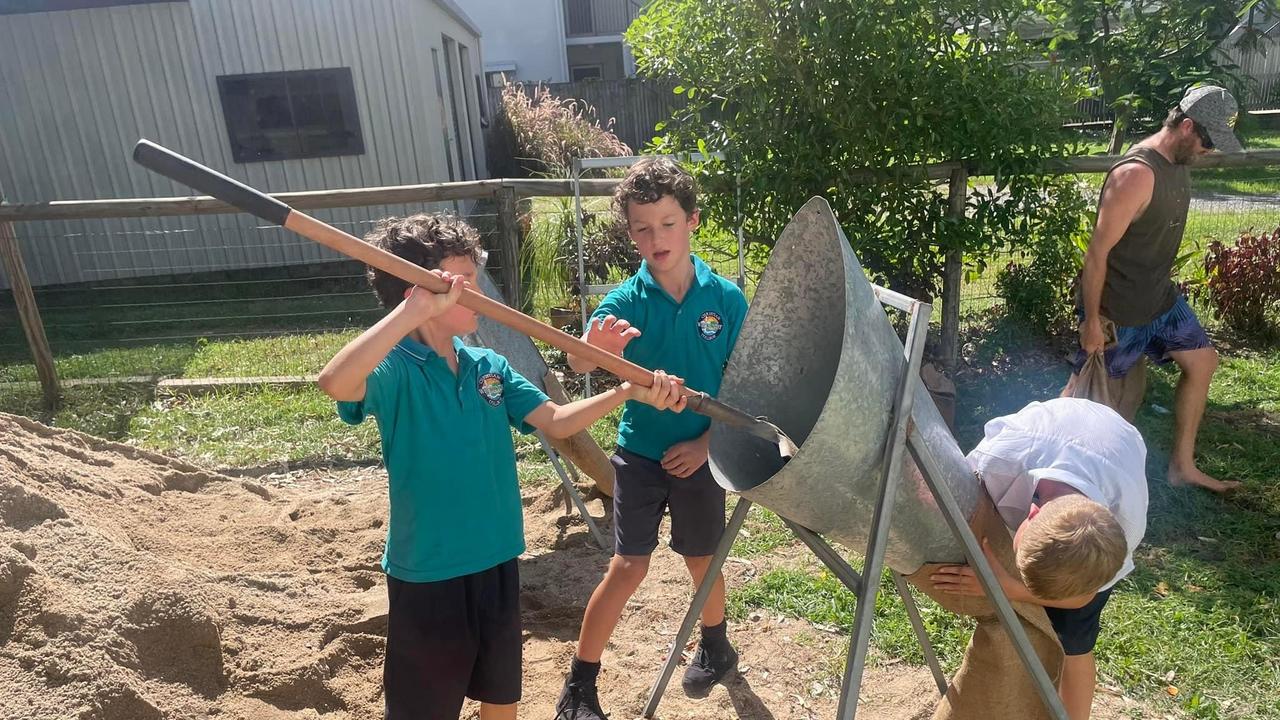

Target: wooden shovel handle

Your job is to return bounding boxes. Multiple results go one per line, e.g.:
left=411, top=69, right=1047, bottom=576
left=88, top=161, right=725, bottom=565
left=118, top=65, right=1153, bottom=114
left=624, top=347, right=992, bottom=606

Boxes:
left=132, top=139, right=690, bottom=396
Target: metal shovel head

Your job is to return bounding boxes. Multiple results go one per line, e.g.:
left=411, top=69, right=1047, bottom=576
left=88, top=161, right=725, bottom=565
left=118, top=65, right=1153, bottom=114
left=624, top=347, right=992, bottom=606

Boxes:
left=708, top=197, right=979, bottom=572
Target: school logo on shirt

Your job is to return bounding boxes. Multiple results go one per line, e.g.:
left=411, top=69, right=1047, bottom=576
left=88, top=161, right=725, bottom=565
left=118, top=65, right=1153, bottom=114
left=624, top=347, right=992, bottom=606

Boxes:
left=477, top=372, right=505, bottom=406
left=696, top=311, right=724, bottom=341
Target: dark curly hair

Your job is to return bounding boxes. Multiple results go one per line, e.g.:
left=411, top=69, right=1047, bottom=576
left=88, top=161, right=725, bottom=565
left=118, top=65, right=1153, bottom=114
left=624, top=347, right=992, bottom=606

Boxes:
left=612, top=157, right=698, bottom=220
left=363, top=213, right=484, bottom=308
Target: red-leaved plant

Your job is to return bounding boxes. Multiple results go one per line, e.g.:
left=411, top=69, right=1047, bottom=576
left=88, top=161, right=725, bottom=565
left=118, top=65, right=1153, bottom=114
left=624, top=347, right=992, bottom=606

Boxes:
left=1199, top=227, right=1280, bottom=337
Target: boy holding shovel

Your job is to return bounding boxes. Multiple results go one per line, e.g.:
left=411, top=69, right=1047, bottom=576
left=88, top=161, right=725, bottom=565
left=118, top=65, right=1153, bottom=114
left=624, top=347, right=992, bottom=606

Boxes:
left=318, top=213, right=687, bottom=720
left=556, top=158, right=750, bottom=719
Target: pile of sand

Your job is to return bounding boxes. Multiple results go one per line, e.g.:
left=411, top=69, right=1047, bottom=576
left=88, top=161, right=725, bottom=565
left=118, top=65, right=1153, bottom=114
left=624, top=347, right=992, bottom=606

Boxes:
left=0, top=412, right=1147, bottom=719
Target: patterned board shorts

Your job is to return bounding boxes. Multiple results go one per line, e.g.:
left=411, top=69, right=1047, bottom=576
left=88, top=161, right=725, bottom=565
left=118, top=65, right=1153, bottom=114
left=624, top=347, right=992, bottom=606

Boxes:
left=1073, top=295, right=1213, bottom=378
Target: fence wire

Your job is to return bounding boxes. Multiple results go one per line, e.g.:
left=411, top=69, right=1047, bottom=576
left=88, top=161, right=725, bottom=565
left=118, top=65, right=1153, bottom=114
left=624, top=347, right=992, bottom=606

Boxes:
left=959, top=167, right=1280, bottom=335
left=3, top=169, right=1278, bottom=384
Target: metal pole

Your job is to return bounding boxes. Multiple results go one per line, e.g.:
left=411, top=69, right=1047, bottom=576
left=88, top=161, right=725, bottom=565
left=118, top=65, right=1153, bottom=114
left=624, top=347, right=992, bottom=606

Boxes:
left=537, top=432, right=608, bottom=550
left=571, top=158, right=592, bottom=397
left=643, top=497, right=752, bottom=718
left=892, top=572, right=949, bottom=696
left=735, top=169, right=745, bottom=289
left=906, top=432, right=1069, bottom=720
left=836, top=300, right=929, bottom=720
left=783, top=520, right=863, bottom=595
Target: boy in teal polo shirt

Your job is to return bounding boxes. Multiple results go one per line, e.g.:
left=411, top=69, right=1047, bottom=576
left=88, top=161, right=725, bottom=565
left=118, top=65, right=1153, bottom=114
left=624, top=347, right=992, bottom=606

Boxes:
left=317, top=213, right=686, bottom=720
left=556, top=158, right=749, bottom=720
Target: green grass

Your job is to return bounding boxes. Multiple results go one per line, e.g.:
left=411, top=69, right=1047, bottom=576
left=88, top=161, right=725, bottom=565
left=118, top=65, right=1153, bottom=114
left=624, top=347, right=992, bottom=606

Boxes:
left=130, top=385, right=382, bottom=467
left=727, top=340, right=1280, bottom=718
left=3, top=189, right=1277, bottom=715
left=730, top=505, right=795, bottom=558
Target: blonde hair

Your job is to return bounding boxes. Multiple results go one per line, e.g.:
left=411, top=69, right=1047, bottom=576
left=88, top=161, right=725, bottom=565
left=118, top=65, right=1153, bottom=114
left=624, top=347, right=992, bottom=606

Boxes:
left=1016, top=494, right=1126, bottom=600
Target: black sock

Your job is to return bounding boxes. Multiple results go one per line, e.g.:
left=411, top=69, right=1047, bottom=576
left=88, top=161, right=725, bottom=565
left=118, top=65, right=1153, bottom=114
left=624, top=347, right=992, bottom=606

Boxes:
left=570, top=656, right=601, bottom=684
left=701, top=620, right=728, bottom=647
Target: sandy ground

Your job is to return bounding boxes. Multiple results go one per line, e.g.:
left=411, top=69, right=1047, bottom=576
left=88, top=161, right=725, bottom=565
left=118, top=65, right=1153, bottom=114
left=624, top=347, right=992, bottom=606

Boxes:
left=0, top=412, right=1157, bottom=720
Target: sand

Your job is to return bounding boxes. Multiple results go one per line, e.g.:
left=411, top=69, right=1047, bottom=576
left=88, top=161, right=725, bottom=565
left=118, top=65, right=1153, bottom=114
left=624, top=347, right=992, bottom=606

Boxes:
left=0, top=411, right=1154, bottom=719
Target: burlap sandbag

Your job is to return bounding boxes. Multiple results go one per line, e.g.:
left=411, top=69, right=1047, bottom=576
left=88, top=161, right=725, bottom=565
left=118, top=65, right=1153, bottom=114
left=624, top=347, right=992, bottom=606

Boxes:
left=1065, top=317, right=1147, bottom=422
left=904, top=491, right=1064, bottom=720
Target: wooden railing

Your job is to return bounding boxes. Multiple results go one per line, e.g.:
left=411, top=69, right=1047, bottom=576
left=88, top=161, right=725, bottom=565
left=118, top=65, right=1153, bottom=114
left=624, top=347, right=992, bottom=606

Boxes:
left=5, top=149, right=1280, bottom=406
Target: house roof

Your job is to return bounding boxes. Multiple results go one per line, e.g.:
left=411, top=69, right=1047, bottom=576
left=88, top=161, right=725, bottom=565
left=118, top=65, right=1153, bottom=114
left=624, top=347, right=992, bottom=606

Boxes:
left=435, top=0, right=483, bottom=38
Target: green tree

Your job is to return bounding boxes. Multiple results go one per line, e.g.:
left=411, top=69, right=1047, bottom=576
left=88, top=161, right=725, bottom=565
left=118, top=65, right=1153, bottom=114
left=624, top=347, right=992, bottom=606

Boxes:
left=627, top=0, right=1090, bottom=303
left=1041, top=0, right=1250, bottom=153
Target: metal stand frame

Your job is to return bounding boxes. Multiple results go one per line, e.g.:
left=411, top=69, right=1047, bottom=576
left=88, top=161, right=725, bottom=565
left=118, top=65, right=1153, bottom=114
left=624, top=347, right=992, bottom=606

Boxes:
left=642, top=286, right=1068, bottom=720
left=571, top=152, right=744, bottom=397
left=535, top=431, right=610, bottom=551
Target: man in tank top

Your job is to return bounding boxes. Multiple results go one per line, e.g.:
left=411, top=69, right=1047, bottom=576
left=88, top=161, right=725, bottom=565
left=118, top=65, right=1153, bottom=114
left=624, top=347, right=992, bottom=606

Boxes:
left=1067, top=85, right=1243, bottom=493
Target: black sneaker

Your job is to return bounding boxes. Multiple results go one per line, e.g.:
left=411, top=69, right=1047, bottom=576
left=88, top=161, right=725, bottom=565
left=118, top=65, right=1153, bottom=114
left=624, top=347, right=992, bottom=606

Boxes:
left=555, top=677, right=608, bottom=720
left=681, top=639, right=739, bottom=698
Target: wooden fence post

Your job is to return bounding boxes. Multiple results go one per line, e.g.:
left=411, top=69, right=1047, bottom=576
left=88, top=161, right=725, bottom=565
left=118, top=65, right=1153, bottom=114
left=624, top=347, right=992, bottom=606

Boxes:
left=494, top=186, right=522, bottom=309
left=940, top=166, right=968, bottom=373
left=0, top=221, right=59, bottom=406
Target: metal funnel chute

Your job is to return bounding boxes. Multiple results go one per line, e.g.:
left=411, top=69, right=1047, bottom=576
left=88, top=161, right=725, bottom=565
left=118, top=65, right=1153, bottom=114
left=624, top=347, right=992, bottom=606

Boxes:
left=708, top=197, right=979, bottom=572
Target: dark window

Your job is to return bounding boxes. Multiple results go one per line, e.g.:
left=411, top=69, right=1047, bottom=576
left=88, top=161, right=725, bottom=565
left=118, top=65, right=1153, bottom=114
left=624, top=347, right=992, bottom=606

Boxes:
left=217, top=68, right=364, bottom=163
left=566, top=0, right=593, bottom=35
left=571, top=65, right=603, bottom=82
left=0, top=0, right=179, bottom=14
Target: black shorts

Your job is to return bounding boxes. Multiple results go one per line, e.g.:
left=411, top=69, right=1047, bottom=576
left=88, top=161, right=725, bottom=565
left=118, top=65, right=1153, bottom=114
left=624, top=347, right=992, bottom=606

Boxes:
left=1045, top=587, right=1112, bottom=656
left=384, top=559, right=521, bottom=719
left=612, top=447, right=726, bottom=557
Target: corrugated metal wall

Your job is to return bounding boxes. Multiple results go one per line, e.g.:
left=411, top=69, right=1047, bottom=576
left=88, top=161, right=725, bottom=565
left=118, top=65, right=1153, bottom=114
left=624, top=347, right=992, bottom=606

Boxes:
left=0, top=0, right=487, bottom=289
left=1225, top=39, right=1280, bottom=110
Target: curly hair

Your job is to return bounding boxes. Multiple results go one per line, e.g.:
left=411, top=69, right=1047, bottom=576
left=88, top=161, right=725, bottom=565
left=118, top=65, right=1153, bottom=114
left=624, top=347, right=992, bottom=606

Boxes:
left=363, top=213, right=484, bottom=308
left=612, top=157, right=698, bottom=220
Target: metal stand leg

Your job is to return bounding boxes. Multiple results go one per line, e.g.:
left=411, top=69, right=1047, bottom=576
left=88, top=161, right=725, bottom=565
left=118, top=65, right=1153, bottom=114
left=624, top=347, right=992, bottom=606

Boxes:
left=537, top=432, right=609, bottom=551
left=835, top=300, right=928, bottom=720
left=642, top=497, right=752, bottom=719
left=787, top=519, right=947, bottom=698
left=908, top=432, right=1068, bottom=720
left=784, top=520, right=863, bottom=594
left=892, top=572, right=948, bottom=696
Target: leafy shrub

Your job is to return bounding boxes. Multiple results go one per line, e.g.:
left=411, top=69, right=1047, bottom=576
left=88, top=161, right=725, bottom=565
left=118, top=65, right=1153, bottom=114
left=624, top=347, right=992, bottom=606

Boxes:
left=1199, top=227, right=1280, bottom=338
left=501, top=84, right=631, bottom=175
left=521, top=199, right=638, bottom=315
left=994, top=179, right=1093, bottom=335
left=627, top=0, right=1091, bottom=302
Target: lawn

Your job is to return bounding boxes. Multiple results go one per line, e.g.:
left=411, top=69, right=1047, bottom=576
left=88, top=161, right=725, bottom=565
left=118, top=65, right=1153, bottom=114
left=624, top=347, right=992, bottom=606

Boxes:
left=1, top=183, right=1276, bottom=718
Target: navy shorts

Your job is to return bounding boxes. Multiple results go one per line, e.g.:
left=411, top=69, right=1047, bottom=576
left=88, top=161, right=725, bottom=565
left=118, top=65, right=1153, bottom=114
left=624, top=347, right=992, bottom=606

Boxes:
left=612, top=447, right=726, bottom=557
left=384, top=559, right=521, bottom=718
left=1073, top=295, right=1212, bottom=378
left=1045, top=587, right=1112, bottom=656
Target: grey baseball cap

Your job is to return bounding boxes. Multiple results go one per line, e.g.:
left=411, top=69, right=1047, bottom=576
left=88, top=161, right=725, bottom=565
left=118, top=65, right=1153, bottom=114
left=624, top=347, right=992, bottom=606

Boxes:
left=1179, top=85, right=1243, bottom=153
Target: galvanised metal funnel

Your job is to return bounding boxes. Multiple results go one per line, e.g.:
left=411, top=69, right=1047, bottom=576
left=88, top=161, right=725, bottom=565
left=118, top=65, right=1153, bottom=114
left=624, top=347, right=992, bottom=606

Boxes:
left=708, top=197, right=978, bottom=572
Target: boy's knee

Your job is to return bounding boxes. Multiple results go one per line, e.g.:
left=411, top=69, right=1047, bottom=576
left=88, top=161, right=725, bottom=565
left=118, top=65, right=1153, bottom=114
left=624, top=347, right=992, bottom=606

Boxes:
left=609, top=554, right=651, bottom=582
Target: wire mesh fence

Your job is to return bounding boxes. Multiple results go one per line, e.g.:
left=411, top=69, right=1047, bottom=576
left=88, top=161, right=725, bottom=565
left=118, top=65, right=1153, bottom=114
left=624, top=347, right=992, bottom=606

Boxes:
left=0, top=187, right=744, bottom=387
left=3, top=160, right=1279, bottom=389
left=0, top=200, right=508, bottom=382
left=958, top=166, right=1280, bottom=335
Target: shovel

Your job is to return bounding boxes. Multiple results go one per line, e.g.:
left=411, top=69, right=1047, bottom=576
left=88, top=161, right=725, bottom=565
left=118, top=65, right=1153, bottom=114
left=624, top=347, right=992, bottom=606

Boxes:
left=132, top=140, right=798, bottom=459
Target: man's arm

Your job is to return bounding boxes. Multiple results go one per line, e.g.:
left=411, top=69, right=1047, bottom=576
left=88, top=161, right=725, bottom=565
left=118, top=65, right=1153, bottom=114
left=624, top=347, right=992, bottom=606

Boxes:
left=1080, top=162, right=1154, bottom=353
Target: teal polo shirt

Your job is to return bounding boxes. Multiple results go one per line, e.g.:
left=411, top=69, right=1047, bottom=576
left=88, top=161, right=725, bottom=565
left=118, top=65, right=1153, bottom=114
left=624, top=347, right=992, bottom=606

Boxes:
left=592, top=254, right=748, bottom=461
left=336, top=336, right=548, bottom=583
